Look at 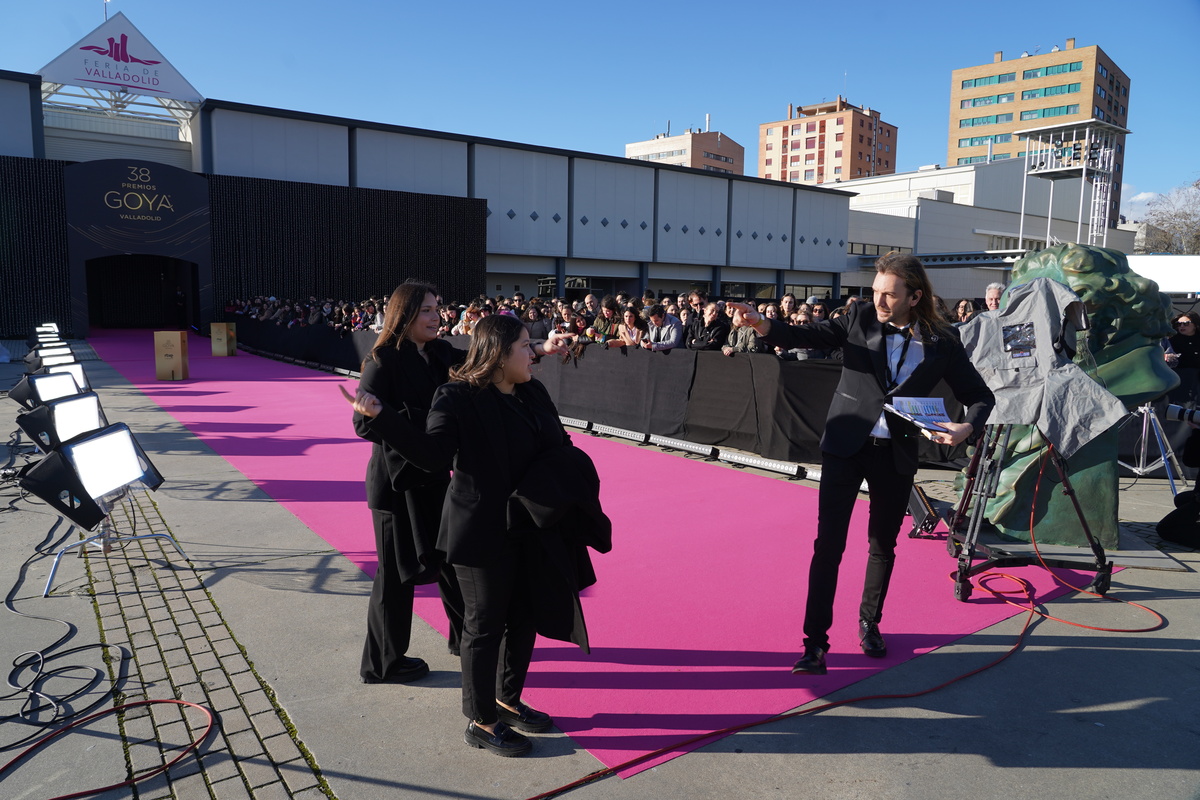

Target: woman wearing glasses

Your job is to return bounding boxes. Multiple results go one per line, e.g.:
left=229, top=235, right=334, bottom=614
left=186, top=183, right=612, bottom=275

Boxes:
left=1169, top=313, right=1200, bottom=405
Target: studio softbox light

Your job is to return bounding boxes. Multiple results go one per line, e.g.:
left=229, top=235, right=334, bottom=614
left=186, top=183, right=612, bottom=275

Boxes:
left=17, top=392, right=109, bottom=453
left=19, top=423, right=164, bottom=532
left=9, top=372, right=83, bottom=410
left=36, top=363, right=91, bottom=392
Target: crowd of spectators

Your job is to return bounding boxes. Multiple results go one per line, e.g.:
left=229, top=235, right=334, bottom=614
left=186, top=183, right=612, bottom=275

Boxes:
left=224, top=283, right=1023, bottom=364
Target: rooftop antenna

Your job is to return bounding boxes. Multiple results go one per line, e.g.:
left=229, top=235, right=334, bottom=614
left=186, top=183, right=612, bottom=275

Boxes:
left=104, top=0, right=110, bottom=20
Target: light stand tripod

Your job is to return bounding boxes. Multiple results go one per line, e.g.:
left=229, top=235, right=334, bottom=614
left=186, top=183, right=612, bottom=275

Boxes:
left=42, top=494, right=189, bottom=597
left=1117, top=402, right=1189, bottom=496
left=946, top=424, right=1111, bottom=602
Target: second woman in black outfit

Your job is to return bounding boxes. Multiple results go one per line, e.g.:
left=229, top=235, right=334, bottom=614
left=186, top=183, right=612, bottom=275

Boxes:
left=346, top=314, right=599, bottom=757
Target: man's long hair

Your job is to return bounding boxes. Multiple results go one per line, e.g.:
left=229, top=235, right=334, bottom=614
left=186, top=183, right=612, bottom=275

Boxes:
left=875, top=252, right=953, bottom=338
left=368, top=281, right=439, bottom=363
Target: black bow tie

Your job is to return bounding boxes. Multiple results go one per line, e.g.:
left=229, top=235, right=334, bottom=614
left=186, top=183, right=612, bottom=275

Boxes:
left=884, top=324, right=912, bottom=339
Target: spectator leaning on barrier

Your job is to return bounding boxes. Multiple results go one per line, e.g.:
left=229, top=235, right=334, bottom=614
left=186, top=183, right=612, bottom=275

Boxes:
left=586, top=295, right=621, bottom=343
left=609, top=306, right=649, bottom=348
left=688, top=302, right=731, bottom=351
left=685, top=290, right=708, bottom=344
left=642, top=304, right=683, bottom=352
left=723, top=316, right=769, bottom=356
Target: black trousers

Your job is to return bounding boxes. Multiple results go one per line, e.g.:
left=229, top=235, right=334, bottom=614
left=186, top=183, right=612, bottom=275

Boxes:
left=453, top=543, right=537, bottom=724
left=360, top=509, right=465, bottom=681
left=803, top=440, right=914, bottom=650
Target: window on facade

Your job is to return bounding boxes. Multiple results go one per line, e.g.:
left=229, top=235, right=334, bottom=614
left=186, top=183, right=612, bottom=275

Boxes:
left=789, top=171, right=799, bottom=180
left=835, top=132, right=844, bottom=142
left=791, top=124, right=802, bottom=135
left=765, top=128, right=774, bottom=135
left=836, top=116, right=844, bottom=126
left=805, top=156, right=815, bottom=165
left=885, top=128, right=891, bottom=137
left=805, top=137, right=816, bottom=148
left=835, top=149, right=843, bottom=158
left=859, top=119, right=864, bottom=127
left=765, top=142, right=773, bottom=150
left=806, top=121, right=817, bottom=132
left=764, top=158, right=773, bottom=166
left=804, top=170, right=815, bottom=180
left=790, top=155, right=800, bottom=163
left=764, top=173, right=772, bottom=180
left=858, top=134, right=864, bottom=143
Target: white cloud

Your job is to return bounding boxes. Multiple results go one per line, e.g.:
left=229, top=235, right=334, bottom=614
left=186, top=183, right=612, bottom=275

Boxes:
left=1121, top=187, right=1161, bottom=222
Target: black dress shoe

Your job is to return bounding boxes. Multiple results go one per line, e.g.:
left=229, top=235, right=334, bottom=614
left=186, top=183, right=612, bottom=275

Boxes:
left=791, top=645, right=828, bottom=675
left=859, top=620, right=887, bottom=658
left=496, top=701, right=554, bottom=733
left=464, top=721, right=532, bottom=757
left=361, top=656, right=429, bottom=684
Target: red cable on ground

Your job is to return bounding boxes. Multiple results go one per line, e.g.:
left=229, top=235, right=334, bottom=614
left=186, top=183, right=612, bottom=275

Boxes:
left=0, top=699, right=215, bottom=800
left=525, top=447, right=1166, bottom=800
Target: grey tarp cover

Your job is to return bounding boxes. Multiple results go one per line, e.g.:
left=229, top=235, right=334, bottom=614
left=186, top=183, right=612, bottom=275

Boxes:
left=957, top=277, right=1127, bottom=459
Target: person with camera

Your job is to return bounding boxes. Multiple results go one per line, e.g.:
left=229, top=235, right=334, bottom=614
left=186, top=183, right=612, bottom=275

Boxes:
left=728, top=253, right=994, bottom=675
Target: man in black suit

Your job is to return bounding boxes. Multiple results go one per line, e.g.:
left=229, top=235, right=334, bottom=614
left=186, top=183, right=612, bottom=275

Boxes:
left=729, top=253, right=994, bottom=675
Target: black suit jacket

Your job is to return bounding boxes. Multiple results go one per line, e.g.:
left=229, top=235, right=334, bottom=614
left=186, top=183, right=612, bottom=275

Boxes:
left=760, top=303, right=994, bottom=475
left=365, top=378, right=571, bottom=567
left=353, top=338, right=465, bottom=510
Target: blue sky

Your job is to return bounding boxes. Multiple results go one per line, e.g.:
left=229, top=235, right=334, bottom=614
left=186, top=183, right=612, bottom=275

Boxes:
left=7, top=0, right=1196, bottom=220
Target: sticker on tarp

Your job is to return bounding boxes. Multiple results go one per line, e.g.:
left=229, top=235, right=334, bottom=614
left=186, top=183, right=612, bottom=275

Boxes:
left=1003, top=322, right=1035, bottom=359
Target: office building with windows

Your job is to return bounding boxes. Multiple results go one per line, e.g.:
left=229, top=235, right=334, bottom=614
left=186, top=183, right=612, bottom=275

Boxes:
left=949, top=38, right=1130, bottom=225
left=757, top=96, right=897, bottom=186
left=625, top=127, right=744, bottom=175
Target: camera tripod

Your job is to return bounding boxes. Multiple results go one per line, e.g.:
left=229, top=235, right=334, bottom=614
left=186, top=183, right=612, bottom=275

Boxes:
left=1117, top=402, right=1189, bottom=496
left=945, top=424, right=1111, bottom=602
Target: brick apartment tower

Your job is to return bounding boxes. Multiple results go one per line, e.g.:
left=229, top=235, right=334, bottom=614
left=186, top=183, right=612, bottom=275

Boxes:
left=625, top=123, right=745, bottom=175
left=757, top=96, right=897, bottom=185
left=948, top=38, right=1130, bottom=227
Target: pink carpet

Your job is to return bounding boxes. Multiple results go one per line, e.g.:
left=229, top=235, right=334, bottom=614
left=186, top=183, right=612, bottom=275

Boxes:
left=88, top=330, right=1078, bottom=776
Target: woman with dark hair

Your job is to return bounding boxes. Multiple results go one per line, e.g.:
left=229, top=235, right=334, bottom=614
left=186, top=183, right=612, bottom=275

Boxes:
left=1169, top=312, right=1200, bottom=405
left=522, top=304, right=552, bottom=340
left=954, top=298, right=979, bottom=323
left=342, top=314, right=608, bottom=757
left=586, top=295, right=621, bottom=343
left=608, top=306, right=648, bottom=348
left=347, top=283, right=573, bottom=687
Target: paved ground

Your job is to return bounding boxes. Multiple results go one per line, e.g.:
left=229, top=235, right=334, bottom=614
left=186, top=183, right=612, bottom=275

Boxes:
left=1, top=342, right=1198, bottom=800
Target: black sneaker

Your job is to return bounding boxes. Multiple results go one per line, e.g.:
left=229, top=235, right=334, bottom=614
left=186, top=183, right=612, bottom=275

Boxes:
left=496, top=701, right=554, bottom=733
left=361, top=656, right=429, bottom=684
left=464, top=721, right=532, bottom=757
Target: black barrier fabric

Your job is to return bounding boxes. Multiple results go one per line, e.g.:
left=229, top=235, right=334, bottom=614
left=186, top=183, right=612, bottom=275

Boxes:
left=681, top=352, right=759, bottom=451
left=235, top=318, right=369, bottom=369
left=750, top=355, right=840, bottom=463
left=534, top=345, right=695, bottom=437
left=234, top=322, right=971, bottom=468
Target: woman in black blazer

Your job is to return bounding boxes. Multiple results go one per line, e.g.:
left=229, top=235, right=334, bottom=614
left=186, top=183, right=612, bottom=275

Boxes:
left=352, top=282, right=466, bottom=685
left=344, top=314, right=579, bottom=757
left=351, top=284, right=571, bottom=687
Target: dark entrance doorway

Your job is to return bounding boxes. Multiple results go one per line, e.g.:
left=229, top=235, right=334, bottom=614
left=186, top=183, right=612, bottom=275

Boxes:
left=85, top=254, right=199, bottom=329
